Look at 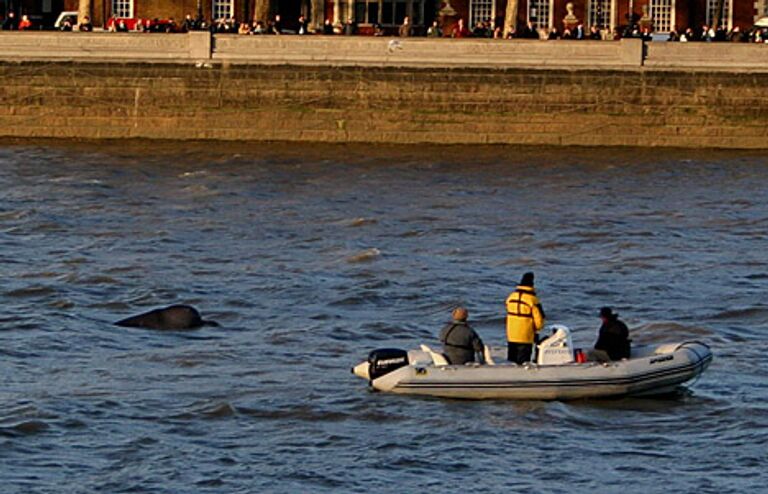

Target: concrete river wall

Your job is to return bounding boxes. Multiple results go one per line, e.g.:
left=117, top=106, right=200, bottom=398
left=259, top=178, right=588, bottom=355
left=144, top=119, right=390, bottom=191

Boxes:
left=1, top=33, right=767, bottom=148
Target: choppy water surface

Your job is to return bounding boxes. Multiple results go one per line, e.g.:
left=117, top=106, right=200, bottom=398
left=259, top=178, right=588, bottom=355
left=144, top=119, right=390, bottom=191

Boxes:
left=1, top=142, right=767, bottom=493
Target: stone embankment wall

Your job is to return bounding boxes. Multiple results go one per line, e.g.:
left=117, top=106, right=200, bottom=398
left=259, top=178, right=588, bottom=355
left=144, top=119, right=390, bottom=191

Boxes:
left=0, top=33, right=767, bottom=148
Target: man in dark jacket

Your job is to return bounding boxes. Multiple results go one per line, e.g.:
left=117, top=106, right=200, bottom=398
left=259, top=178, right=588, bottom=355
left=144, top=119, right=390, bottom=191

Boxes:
left=439, top=307, right=485, bottom=365
left=78, top=16, right=94, bottom=32
left=591, top=307, right=631, bottom=361
left=343, top=18, right=357, bottom=35
left=297, top=15, right=309, bottom=34
left=2, top=12, right=18, bottom=30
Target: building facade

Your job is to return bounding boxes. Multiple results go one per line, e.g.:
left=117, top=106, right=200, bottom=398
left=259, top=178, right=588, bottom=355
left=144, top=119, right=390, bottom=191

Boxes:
left=446, top=0, right=759, bottom=33
left=3, top=0, right=762, bottom=33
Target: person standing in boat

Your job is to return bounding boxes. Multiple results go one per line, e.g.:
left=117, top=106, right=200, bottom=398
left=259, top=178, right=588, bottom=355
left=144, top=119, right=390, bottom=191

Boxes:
left=506, top=272, right=546, bottom=364
left=589, top=307, right=631, bottom=362
left=439, top=307, right=485, bottom=365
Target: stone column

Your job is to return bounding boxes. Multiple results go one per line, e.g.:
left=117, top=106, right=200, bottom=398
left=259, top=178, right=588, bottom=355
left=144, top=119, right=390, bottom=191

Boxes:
left=77, top=0, right=92, bottom=28
left=712, top=0, right=725, bottom=29
left=334, top=0, right=341, bottom=24
left=504, top=0, right=518, bottom=37
left=311, top=0, right=325, bottom=29
left=253, top=0, right=271, bottom=22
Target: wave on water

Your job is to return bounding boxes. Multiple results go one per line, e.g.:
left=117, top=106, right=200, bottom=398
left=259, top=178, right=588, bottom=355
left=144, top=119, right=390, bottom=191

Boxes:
left=59, top=274, right=119, bottom=285
left=632, top=322, right=718, bottom=342
left=4, top=146, right=768, bottom=492
left=328, top=291, right=384, bottom=307
left=4, top=285, right=58, bottom=298
left=178, top=171, right=210, bottom=178
left=237, top=404, right=359, bottom=423
left=709, top=307, right=768, bottom=322
left=48, top=299, right=76, bottom=309
left=346, top=217, right=378, bottom=227
left=346, top=248, right=381, bottom=263
left=201, top=403, right=238, bottom=419
left=181, top=184, right=216, bottom=196
left=0, top=420, right=50, bottom=437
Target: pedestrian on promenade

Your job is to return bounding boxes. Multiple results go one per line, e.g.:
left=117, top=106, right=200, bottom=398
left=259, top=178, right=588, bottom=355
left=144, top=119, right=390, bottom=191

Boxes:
left=343, top=18, right=357, bottom=35
left=252, top=21, right=266, bottom=34
left=18, top=14, right=32, bottom=30
left=322, top=19, right=334, bottom=35
left=427, top=20, right=442, bottom=38
left=183, top=14, right=197, bottom=32
left=399, top=16, right=411, bottom=37
left=2, top=12, right=18, bottom=30
left=297, top=15, right=309, bottom=35
left=60, top=16, right=74, bottom=31
left=78, top=16, right=94, bottom=32
left=451, top=18, right=469, bottom=38
left=271, top=15, right=283, bottom=34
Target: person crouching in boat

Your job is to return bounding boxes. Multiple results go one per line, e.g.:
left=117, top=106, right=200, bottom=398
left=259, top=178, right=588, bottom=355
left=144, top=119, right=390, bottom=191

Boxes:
left=588, top=307, right=631, bottom=362
left=506, top=272, right=546, bottom=364
left=439, top=307, right=485, bottom=365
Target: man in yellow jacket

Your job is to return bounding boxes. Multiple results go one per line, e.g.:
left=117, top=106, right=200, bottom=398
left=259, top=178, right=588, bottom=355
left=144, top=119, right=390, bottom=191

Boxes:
left=506, top=272, right=545, bottom=364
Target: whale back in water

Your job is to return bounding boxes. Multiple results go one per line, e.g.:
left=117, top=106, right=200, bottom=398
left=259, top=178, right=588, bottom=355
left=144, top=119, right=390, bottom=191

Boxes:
left=114, top=304, right=218, bottom=330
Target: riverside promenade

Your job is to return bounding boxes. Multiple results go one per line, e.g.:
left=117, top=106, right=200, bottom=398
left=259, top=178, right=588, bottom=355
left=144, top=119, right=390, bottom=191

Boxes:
left=1, top=32, right=767, bottom=148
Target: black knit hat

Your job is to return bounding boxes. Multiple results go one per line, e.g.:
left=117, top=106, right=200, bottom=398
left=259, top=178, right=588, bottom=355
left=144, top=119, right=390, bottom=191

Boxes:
left=520, top=272, right=535, bottom=286
left=599, top=307, right=615, bottom=318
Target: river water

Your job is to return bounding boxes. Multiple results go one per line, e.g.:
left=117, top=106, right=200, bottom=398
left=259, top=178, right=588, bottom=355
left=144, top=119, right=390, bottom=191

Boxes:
left=0, top=143, right=766, bottom=493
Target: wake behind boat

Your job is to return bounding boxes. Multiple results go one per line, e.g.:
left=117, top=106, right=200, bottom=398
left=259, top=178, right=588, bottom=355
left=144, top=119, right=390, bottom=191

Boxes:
left=352, top=326, right=712, bottom=400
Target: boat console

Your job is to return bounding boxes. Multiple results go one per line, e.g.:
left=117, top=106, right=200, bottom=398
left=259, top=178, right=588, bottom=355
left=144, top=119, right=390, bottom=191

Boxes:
left=537, top=325, right=576, bottom=365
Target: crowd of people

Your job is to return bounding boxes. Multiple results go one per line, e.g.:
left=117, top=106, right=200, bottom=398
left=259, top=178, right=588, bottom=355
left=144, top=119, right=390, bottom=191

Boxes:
left=1, top=12, right=33, bottom=30
left=439, top=271, right=632, bottom=366
left=665, top=24, right=768, bottom=42
left=2, top=10, right=767, bottom=43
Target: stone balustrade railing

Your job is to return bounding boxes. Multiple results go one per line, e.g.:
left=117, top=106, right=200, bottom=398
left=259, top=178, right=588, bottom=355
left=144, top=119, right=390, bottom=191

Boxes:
left=1, top=32, right=767, bottom=71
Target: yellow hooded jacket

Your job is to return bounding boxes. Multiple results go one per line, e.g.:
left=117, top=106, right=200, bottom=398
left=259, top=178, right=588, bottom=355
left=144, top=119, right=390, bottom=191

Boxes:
left=506, top=285, right=545, bottom=343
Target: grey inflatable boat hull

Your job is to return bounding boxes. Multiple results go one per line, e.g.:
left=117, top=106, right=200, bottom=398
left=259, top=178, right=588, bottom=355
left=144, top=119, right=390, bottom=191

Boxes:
left=356, top=341, right=712, bottom=400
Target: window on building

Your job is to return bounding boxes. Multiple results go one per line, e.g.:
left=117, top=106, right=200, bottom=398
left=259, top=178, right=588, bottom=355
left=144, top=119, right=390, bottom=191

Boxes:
left=355, top=1, right=382, bottom=24
left=412, top=1, right=424, bottom=24
left=527, top=0, right=551, bottom=29
left=469, top=0, right=495, bottom=28
left=706, top=0, right=732, bottom=29
left=112, top=0, right=133, bottom=18
left=379, top=1, right=426, bottom=25
left=587, top=0, right=611, bottom=28
left=649, top=0, right=673, bottom=32
left=212, top=0, right=234, bottom=20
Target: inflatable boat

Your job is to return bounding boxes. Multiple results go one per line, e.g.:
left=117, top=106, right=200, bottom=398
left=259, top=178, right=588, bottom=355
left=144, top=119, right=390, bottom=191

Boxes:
left=352, top=325, right=712, bottom=400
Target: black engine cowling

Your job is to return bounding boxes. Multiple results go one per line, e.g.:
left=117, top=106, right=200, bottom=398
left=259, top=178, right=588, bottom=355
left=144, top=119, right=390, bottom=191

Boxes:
left=368, top=348, right=409, bottom=380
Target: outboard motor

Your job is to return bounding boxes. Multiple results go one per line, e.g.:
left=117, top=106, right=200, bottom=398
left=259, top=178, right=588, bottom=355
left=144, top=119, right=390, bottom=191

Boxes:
left=537, top=325, right=575, bottom=365
left=367, top=348, right=409, bottom=381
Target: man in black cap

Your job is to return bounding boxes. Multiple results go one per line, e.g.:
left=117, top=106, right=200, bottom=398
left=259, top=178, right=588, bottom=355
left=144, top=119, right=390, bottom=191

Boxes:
left=589, top=307, right=631, bottom=362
